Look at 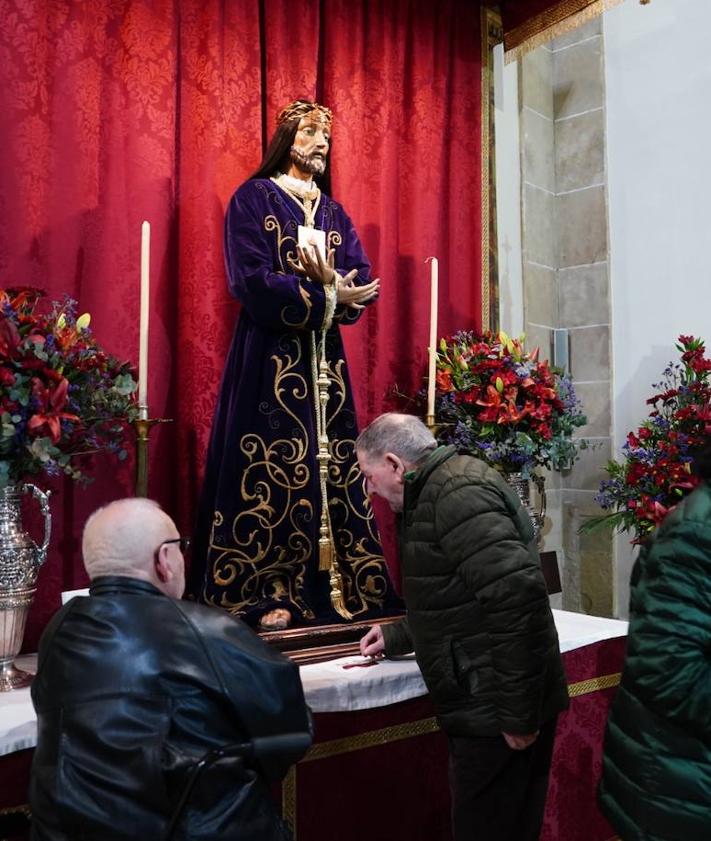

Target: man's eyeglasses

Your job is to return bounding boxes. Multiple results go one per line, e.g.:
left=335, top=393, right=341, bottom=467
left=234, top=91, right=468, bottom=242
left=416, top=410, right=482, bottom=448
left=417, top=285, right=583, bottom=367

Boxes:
left=159, top=537, right=192, bottom=553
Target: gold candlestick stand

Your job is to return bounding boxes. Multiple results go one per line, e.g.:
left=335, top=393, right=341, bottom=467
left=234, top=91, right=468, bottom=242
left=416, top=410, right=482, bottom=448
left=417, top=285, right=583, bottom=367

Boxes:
left=425, top=416, right=453, bottom=439
left=134, top=412, right=172, bottom=498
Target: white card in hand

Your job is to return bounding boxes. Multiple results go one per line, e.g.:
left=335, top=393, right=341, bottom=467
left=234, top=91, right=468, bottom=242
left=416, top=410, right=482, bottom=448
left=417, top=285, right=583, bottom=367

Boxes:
left=298, top=226, right=327, bottom=263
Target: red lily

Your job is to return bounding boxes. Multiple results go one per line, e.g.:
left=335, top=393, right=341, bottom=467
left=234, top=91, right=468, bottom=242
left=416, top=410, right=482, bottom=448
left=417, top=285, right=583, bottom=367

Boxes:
left=0, top=317, right=20, bottom=358
left=27, top=377, right=80, bottom=443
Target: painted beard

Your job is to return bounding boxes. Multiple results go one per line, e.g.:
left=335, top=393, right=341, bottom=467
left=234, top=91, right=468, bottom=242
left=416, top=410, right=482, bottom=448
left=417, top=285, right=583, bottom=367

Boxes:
left=290, top=145, right=327, bottom=176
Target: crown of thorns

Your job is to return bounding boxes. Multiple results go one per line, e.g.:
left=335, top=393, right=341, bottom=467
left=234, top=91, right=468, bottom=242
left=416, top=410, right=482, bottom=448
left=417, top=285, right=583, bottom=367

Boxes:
left=277, top=100, right=333, bottom=130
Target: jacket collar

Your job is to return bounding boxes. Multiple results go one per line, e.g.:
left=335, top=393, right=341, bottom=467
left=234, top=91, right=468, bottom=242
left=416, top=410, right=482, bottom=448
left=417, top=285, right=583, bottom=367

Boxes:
left=89, top=575, right=165, bottom=598
left=404, top=445, right=457, bottom=510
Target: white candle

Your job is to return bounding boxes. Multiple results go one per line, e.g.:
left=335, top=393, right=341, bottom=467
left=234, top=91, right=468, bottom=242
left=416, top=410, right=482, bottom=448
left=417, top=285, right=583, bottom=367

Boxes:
left=426, top=256, right=438, bottom=420
left=138, top=221, right=150, bottom=420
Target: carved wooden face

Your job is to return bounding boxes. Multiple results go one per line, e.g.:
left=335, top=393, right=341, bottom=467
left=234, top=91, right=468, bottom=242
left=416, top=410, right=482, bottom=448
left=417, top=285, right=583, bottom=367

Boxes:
left=290, top=116, right=330, bottom=176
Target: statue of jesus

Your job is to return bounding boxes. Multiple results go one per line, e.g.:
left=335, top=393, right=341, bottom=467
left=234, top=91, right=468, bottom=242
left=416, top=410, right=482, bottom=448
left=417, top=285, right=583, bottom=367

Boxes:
left=189, top=99, right=402, bottom=631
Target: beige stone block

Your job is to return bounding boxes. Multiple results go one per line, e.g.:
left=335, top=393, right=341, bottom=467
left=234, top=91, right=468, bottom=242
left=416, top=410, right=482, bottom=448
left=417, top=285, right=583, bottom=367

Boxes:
left=573, top=382, right=611, bottom=438
left=561, top=501, right=581, bottom=611
left=555, top=109, right=605, bottom=192
left=562, top=437, right=611, bottom=491
left=520, top=46, right=553, bottom=119
left=551, top=17, right=600, bottom=51
left=524, top=263, right=557, bottom=328
left=541, top=464, right=561, bottom=492
left=523, top=322, right=553, bottom=366
left=523, top=184, right=556, bottom=268
left=522, top=107, right=555, bottom=193
left=569, top=324, right=609, bottom=382
left=556, top=186, right=607, bottom=267
left=563, top=490, right=604, bottom=518
left=539, top=487, right=562, bottom=556
left=561, top=491, right=611, bottom=612
left=559, top=262, right=609, bottom=327
left=553, top=38, right=603, bottom=120
left=580, top=526, right=614, bottom=616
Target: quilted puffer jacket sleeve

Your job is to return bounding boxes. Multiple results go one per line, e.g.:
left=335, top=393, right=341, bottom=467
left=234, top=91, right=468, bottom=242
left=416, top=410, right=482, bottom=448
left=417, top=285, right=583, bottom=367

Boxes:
left=382, top=617, right=414, bottom=657
left=435, top=475, right=553, bottom=734
left=622, top=518, right=711, bottom=739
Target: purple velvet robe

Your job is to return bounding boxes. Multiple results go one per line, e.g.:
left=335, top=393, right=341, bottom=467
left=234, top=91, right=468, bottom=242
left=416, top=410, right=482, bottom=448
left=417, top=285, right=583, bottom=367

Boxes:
left=190, top=178, right=402, bottom=625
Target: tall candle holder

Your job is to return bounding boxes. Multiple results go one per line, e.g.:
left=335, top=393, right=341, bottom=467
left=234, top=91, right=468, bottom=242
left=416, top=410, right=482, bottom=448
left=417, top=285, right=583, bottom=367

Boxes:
left=424, top=417, right=452, bottom=440
left=133, top=411, right=172, bottom=498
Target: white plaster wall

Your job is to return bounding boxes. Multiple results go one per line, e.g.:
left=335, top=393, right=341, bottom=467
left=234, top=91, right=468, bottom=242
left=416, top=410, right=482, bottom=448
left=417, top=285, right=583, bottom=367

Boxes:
left=604, top=0, right=711, bottom=615
left=494, top=43, right=524, bottom=338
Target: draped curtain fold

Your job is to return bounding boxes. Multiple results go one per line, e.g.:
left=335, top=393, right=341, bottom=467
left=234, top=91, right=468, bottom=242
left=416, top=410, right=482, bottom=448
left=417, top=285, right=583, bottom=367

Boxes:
left=0, top=0, right=484, bottom=648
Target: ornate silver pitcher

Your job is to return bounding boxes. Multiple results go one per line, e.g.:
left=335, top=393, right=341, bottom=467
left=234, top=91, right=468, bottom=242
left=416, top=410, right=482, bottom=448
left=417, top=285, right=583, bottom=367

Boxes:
left=0, top=484, right=51, bottom=691
left=503, top=472, right=546, bottom=544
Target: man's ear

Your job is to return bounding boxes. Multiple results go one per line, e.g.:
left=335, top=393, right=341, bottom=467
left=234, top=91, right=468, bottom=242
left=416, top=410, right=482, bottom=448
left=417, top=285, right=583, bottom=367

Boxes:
left=384, top=452, right=406, bottom=481
left=154, top=544, right=172, bottom=584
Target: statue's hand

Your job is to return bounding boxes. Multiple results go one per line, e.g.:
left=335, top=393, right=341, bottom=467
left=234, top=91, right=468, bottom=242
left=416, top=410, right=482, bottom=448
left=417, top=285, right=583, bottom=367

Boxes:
left=289, top=244, right=337, bottom=286
left=337, top=270, right=380, bottom=311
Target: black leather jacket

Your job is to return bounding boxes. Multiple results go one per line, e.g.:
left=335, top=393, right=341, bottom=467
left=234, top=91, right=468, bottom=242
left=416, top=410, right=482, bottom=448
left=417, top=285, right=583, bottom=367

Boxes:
left=30, top=576, right=312, bottom=841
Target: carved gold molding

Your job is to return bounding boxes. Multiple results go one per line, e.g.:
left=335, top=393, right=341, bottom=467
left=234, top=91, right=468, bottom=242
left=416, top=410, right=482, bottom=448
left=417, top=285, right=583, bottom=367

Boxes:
left=568, top=671, right=621, bottom=698
left=504, top=0, right=627, bottom=63
left=0, top=804, right=30, bottom=817
left=481, top=5, right=504, bottom=331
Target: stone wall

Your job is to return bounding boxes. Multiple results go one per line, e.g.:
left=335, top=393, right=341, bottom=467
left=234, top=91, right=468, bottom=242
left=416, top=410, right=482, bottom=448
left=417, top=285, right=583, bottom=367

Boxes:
left=518, top=17, right=613, bottom=615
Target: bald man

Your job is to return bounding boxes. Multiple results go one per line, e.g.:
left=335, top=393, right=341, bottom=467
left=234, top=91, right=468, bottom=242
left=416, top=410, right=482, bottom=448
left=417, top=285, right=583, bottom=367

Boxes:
left=30, top=498, right=311, bottom=841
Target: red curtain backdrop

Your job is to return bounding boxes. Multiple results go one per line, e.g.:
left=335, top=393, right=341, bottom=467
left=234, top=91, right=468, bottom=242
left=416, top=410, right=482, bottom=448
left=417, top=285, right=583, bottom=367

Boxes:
left=0, top=0, right=483, bottom=649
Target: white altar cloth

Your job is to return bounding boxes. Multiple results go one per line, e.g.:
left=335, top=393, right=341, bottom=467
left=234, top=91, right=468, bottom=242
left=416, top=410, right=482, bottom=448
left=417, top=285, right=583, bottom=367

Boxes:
left=300, top=609, right=628, bottom=712
left=0, top=655, right=42, bottom=757
left=0, top=609, right=627, bottom=756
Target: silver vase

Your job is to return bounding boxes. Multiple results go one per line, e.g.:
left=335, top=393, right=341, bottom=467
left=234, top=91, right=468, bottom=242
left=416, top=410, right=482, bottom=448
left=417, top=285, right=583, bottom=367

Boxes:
left=503, top=472, right=546, bottom=544
left=0, top=483, right=51, bottom=691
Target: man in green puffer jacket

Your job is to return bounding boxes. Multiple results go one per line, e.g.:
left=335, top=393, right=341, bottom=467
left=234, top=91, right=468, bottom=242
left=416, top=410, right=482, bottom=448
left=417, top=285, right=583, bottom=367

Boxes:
left=598, top=439, right=711, bottom=841
left=355, top=413, right=569, bottom=841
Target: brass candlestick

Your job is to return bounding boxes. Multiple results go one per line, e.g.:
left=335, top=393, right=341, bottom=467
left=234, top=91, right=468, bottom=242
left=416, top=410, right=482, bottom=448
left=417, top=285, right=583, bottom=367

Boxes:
left=133, top=410, right=172, bottom=497
left=424, top=416, right=453, bottom=439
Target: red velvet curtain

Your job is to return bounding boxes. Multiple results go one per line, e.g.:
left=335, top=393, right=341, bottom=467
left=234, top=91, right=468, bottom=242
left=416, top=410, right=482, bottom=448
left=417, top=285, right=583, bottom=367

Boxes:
left=0, top=0, right=483, bottom=649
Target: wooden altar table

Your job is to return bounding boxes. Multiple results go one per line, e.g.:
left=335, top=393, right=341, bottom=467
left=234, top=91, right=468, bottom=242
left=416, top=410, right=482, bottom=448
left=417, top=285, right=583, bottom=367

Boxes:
left=0, top=610, right=627, bottom=841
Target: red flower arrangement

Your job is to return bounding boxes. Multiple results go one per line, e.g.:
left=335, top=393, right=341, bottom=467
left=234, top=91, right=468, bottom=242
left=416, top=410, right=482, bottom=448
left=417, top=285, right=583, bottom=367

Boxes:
left=591, top=335, right=711, bottom=541
left=434, top=330, right=586, bottom=476
left=0, top=287, right=137, bottom=487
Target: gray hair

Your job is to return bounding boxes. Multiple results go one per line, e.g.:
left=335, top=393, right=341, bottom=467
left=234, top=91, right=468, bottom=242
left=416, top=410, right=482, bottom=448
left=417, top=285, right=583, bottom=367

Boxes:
left=355, top=413, right=437, bottom=465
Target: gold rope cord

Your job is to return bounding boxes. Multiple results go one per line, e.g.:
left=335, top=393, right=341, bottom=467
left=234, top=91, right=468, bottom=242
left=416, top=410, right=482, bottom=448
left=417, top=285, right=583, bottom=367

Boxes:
left=504, top=0, right=628, bottom=64
left=310, top=329, right=351, bottom=619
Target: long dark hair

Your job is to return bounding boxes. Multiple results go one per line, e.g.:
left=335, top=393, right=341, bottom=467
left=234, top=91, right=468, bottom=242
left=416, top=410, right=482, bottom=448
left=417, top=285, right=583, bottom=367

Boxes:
left=249, top=120, right=333, bottom=196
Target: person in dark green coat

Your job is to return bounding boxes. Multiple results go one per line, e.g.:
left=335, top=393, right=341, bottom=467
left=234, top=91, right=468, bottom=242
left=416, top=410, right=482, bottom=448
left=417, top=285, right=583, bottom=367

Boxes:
left=599, top=439, right=711, bottom=841
left=355, top=413, right=569, bottom=841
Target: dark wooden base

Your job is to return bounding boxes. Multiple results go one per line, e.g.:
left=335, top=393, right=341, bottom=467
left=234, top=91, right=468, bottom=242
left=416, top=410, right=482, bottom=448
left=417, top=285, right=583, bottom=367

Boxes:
left=260, top=615, right=404, bottom=664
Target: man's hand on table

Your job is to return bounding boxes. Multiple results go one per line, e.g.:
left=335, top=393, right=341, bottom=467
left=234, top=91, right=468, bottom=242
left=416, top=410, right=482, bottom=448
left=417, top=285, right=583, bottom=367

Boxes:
left=359, top=624, right=385, bottom=658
